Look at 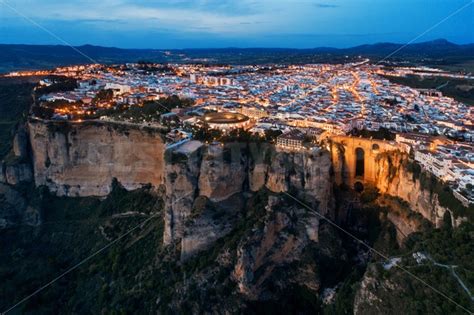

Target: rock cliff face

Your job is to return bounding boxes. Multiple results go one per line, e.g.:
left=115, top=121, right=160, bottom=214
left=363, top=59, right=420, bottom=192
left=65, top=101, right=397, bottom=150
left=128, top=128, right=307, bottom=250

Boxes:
left=374, top=152, right=456, bottom=228
left=164, top=142, right=334, bottom=253
left=3, top=162, right=33, bottom=185
left=264, top=148, right=333, bottom=215
left=353, top=264, right=391, bottom=315
left=25, top=118, right=460, bottom=258
left=0, top=183, right=41, bottom=229
left=198, top=143, right=247, bottom=202
left=232, top=196, right=322, bottom=299
left=163, top=141, right=202, bottom=245
left=329, top=137, right=457, bottom=228
left=28, top=119, right=166, bottom=197
left=0, top=125, right=33, bottom=185
left=25, top=120, right=334, bottom=257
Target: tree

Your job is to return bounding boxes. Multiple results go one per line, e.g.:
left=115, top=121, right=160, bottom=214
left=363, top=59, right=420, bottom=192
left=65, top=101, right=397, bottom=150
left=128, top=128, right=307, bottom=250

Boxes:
left=264, top=129, right=282, bottom=142
left=94, top=89, right=114, bottom=103
left=35, top=76, right=78, bottom=95
left=32, top=106, right=55, bottom=119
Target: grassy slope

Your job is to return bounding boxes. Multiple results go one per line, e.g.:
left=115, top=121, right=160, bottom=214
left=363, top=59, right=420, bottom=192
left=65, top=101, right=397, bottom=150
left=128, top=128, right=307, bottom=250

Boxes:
left=0, top=184, right=163, bottom=314
left=359, top=222, right=474, bottom=315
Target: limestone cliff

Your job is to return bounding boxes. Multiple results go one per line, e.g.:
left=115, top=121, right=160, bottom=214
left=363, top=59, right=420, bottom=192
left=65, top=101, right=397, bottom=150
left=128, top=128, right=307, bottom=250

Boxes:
left=28, top=119, right=166, bottom=197
left=164, top=142, right=334, bottom=254
left=0, top=183, right=41, bottom=229
left=264, top=148, right=333, bottom=215
left=329, top=137, right=461, bottom=228
left=374, top=152, right=459, bottom=228
left=0, top=125, right=33, bottom=185
left=232, top=196, right=322, bottom=299
left=163, top=141, right=202, bottom=244
left=198, top=143, right=247, bottom=202
left=24, top=120, right=334, bottom=257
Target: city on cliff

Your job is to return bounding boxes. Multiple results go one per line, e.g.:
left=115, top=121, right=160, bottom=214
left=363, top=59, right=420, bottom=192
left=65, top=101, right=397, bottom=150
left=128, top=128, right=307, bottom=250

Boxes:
left=0, top=0, right=473, bottom=314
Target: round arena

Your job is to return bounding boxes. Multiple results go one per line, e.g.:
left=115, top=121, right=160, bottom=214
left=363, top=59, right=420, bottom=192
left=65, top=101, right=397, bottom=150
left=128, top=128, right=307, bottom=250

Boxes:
left=200, top=112, right=252, bottom=130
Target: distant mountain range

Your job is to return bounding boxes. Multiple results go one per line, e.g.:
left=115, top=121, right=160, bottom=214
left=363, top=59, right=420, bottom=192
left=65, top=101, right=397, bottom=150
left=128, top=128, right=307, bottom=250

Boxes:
left=0, top=39, right=473, bottom=73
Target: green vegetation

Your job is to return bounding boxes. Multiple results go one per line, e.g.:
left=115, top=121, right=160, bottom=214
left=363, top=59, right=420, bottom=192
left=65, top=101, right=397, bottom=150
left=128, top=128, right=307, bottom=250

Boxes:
left=246, top=284, right=323, bottom=314
left=361, top=222, right=474, bottom=315
left=35, top=76, right=78, bottom=95
left=382, top=74, right=474, bottom=106
left=31, top=105, right=55, bottom=119
left=0, top=183, right=164, bottom=314
left=323, top=267, right=366, bottom=315
left=193, top=127, right=263, bottom=143
left=98, top=179, right=161, bottom=216
left=360, top=185, right=380, bottom=203
left=103, top=95, right=193, bottom=123
left=0, top=185, right=275, bottom=314
left=165, top=150, right=190, bottom=165
left=264, top=129, right=283, bottom=142
left=406, top=222, right=474, bottom=272
left=93, top=88, right=114, bottom=103
left=136, top=62, right=174, bottom=73
left=328, top=182, right=473, bottom=314
left=0, top=77, right=36, bottom=159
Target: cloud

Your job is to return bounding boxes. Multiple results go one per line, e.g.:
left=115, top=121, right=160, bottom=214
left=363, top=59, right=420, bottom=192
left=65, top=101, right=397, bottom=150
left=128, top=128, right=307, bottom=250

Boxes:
left=3, top=0, right=268, bottom=35
left=2, top=0, right=471, bottom=49
left=314, top=3, right=339, bottom=8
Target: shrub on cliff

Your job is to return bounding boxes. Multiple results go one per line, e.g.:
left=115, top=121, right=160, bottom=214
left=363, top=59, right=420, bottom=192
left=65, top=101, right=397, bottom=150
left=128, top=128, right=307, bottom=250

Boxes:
left=98, top=179, right=161, bottom=216
left=360, top=186, right=380, bottom=203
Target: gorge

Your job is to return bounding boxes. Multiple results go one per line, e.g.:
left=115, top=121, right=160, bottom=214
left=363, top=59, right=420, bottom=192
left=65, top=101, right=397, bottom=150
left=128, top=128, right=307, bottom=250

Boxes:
left=0, top=117, right=472, bottom=314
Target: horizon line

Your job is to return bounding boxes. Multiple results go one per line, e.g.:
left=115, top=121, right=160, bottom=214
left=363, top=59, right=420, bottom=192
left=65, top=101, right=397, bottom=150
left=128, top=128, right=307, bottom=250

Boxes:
left=0, top=38, right=473, bottom=51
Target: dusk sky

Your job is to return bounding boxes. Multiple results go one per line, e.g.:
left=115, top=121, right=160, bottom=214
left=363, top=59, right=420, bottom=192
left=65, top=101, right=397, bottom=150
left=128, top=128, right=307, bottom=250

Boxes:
left=1, top=0, right=473, bottom=49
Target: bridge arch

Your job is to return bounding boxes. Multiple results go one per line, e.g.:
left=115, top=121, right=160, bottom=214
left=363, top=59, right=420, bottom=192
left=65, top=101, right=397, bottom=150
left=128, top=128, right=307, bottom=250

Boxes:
left=330, top=136, right=400, bottom=188
left=355, top=147, right=365, bottom=178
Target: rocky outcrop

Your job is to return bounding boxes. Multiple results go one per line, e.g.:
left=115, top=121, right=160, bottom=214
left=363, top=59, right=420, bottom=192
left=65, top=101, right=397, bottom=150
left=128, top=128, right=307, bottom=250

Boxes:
left=163, top=141, right=202, bottom=245
left=232, top=196, right=321, bottom=299
left=0, top=125, right=33, bottom=185
left=374, top=152, right=453, bottom=228
left=4, top=163, right=33, bottom=185
left=0, top=183, right=41, bottom=229
left=375, top=196, right=425, bottom=245
left=13, top=126, right=29, bottom=158
left=199, top=143, right=247, bottom=202
left=353, top=264, right=389, bottom=315
left=28, top=119, right=166, bottom=197
left=181, top=195, right=243, bottom=260
left=164, top=142, right=334, bottom=247
left=265, top=148, right=333, bottom=214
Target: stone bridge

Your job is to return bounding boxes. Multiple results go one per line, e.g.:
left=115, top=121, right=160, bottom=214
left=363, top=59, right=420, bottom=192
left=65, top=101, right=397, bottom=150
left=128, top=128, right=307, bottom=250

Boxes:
left=329, top=136, right=400, bottom=190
